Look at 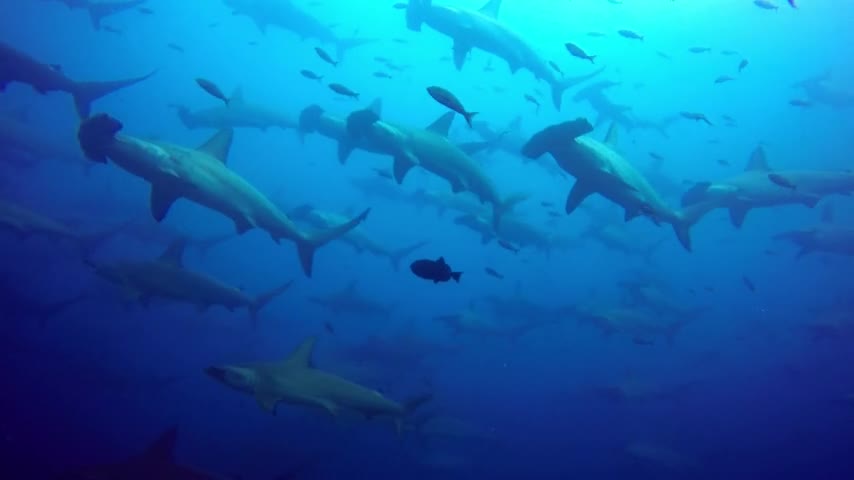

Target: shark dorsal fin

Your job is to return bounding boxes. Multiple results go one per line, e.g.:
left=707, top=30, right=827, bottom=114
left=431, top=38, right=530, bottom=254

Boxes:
left=436, top=256, right=446, bottom=265
left=159, top=239, right=186, bottom=266
left=141, top=426, right=178, bottom=463
left=745, top=145, right=770, bottom=172
left=426, top=112, right=455, bottom=137
left=508, top=115, right=522, bottom=130
left=604, top=123, right=619, bottom=147
left=479, top=0, right=502, bottom=18
left=197, top=129, right=234, bottom=165
left=230, top=87, right=245, bottom=104
left=282, top=337, right=316, bottom=369
left=369, top=98, right=383, bottom=116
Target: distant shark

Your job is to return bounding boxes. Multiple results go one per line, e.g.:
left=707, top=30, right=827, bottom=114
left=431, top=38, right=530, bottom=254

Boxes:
left=404, top=0, right=604, bottom=109
left=77, top=114, right=370, bottom=276
left=453, top=211, right=565, bottom=253
left=172, top=88, right=299, bottom=132
left=206, top=336, right=432, bottom=432
left=223, top=0, right=376, bottom=58
left=522, top=119, right=699, bottom=251
left=572, top=80, right=679, bottom=136
left=0, top=41, right=153, bottom=117
left=792, top=70, right=854, bottom=109
left=471, top=116, right=568, bottom=179
left=681, top=145, right=854, bottom=228
left=775, top=226, right=854, bottom=258
left=0, top=114, right=91, bottom=171
left=42, top=0, right=149, bottom=30
left=435, top=304, right=557, bottom=339
left=570, top=303, right=691, bottom=345
left=308, top=280, right=395, bottom=318
left=90, top=238, right=293, bottom=322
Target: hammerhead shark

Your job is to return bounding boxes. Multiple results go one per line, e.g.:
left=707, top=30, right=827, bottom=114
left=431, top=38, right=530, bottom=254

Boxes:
left=206, top=337, right=432, bottom=432
left=90, top=238, right=293, bottom=322
left=77, top=114, right=370, bottom=276
left=42, top=0, right=148, bottom=30
left=775, top=226, right=854, bottom=258
left=222, top=0, right=376, bottom=58
left=681, top=145, right=854, bottom=228
left=308, top=280, right=395, bottom=318
left=172, top=88, right=299, bottom=132
left=404, top=0, right=604, bottom=110
left=0, top=41, right=153, bottom=117
left=522, top=119, right=698, bottom=251
left=0, top=114, right=90, bottom=170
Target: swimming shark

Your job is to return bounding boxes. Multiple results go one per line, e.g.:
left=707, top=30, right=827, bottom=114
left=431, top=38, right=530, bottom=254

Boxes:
left=570, top=303, right=691, bottom=345
left=435, top=304, right=557, bottom=339
left=77, top=114, right=370, bottom=276
left=618, top=281, right=709, bottom=320
left=774, top=226, right=854, bottom=258
left=522, top=119, right=697, bottom=251
left=404, top=0, right=604, bottom=109
left=42, top=0, right=149, bottom=30
left=453, top=212, right=562, bottom=253
left=0, top=114, right=91, bottom=170
left=205, top=336, right=432, bottom=432
left=0, top=41, right=153, bottom=117
left=681, top=145, right=854, bottom=228
left=308, top=280, right=395, bottom=318
left=572, top=80, right=679, bottom=137
left=90, top=238, right=293, bottom=322
left=172, top=88, right=298, bottom=132
left=288, top=204, right=427, bottom=270
left=792, top=70, right=854, bottom=109
left=472, top=117, right=567, bottom=179
left=222, top=0, right=376, bottom=58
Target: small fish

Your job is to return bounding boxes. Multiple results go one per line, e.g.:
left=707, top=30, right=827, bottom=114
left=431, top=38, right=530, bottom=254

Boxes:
left=484, top=267, right=504, bottom=280
left=385, top=63, right=407, bottom=72
left=328, top=83, right=359, bottom=99
left=392, top=2, right=407, bottom=8
left=373, top=168, right=393, bottom=180
left=426, top=86, right=477, bottom=128
left=722, top=114, right=736, bottom=124
left=720, top=49, right=739, bottom=56
left=248, top=41, right=259, bottom=46
left=483, top=60, right=496, bottom=72
left=540, top=201, right=554, bottom=207
left=102, top=25, right=122, bottom=34
left=497, top=240, right=519, bottom=254
left=373, top=71, right=393, bottom=79
left=763, top=249, right=779, bottom=256
left=742, top=276, right=756, bottom=293
left=789, top=99, right=811, bottom=107
left=768, top=173, right=797, bottom=190
left=617, top=29, right=644, bottom=41
left=688, top=47, right=711, bottom=53
left=821, top=204, right=834, bottom=224
left=649, top=152, right=664, bottom=161
left=738, top=59, right=749, bottom=73
left=548, top=61, right=563, bottom=76
left=314, top=47, right=338, bottom=67
left=524, top=94, right=540, bottom=112
left=714, top=75, right=734, bottom=84
left=373, top=56, right=390, bottom=64
left=680, top=111, right=713, bottom=126
left=657, top=51, right=672, bottom=60
left=717, top=159, right=731, bottom=166
left=688, top=288, right=697, bottom=295
left=565, top=42, right=596, bottom=63
left=547, top=211, right=561, bottom=218
left=195, top=78, right=229, bottom=105
left=704, top=285, right=716, bottom=293
left=324, top=322, right=335, bottom=334
left=167, top=43, right=184, bottom=53
left=632, top=336, right=655, bottom=346
left=410, top=257, right=462, bottom=284
left=208, top=22, right=220, bottom=28
left=787, top=0, right=797, bottom=8
left=137, top=7, right=154, bottom=14
left=492, top=86, right=506, bottom=93
left=708, top=138, right=721, bottom=144
left=754, top=0, right=779, bottom=10
left=392, top=38, right=408, bottom=44
left=587, top=32, right=606, bottom=38
left=300, top=69, right=323, bottom=81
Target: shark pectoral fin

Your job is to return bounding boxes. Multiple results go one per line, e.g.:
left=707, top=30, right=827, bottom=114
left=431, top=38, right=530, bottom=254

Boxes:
left=337, top=139, right=356, bottom=165
left=233, top=216, right=254, bottom=235
left=803, top=195, right=821, bottom=208
left=452, top=41, right=472, bottom=70
left=624, top=209, right=640, bottom=222
left=255, top=391, right=279, bottom=414
left=393, top=154, right=417, bottom=184
left=149, top=184, right=181, bottom=222
left=728, top=205, right=750, bottom=228
left=566, top=182, right=593, bottom=214
left=449, top=178, right=466, bottom=194
left=313, top=398, right=340, bottom=416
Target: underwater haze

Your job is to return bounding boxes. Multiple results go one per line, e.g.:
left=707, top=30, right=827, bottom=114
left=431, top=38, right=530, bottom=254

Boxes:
left=2, top=0, right=854, bottom=478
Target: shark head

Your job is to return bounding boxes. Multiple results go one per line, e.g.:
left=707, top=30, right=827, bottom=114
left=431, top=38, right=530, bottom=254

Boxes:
left=205, top=365, right=258, bottom=394
left=298, top=104, right=325, bottom=134
left=77, top=113, right=123, bottom=163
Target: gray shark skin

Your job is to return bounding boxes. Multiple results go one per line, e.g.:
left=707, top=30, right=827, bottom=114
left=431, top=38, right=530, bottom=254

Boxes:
left=435, top=304, right=557, bottom=339
left=77, top=114, right=370, bottom=277
left=172, top=88, right=298, bottom=132
left=59, top=426, right=226, bottom=479
left=308, top=280, right=394, bottom=318
left=471, top=116, right=567, bottom=178
left=681, top=145, right=854, bottom=228
left=337, top=332, right=456, bottom=372
left=0, top=41, right=153, bottom=117
left=792, top=70, right=854, bottom=109
left=0, top=114, right=89, bottom=170
left=405, top=0, right=604, bottom=110
left=591, top=377, right=698, bottom=403
left=618, top=281, right=708, bottom=320
left=206, top=337, right=432, bottom=433
left=223, top=0, right=375, bottom=58
left=522, top=119, right=697, bottom=251
left=581, top=222, right=664, bottom=260
left=41, top=0, right=148, bottom=30
left=570, top=303, right=690, bottom=345
left=572, top=80, right=678, bottom=137
left=775, top=226, right=854, bottom=258
left=453, top=212, right=558, bottom=253
left=91, top=239, right=293, bottom=322
left=298, top=103, right=391, bottom=157
left=289, top=204, right=427, bottom=270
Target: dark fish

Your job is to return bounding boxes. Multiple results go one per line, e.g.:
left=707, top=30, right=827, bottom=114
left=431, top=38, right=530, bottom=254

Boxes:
left=138, top=7, right=154, bottom=14
left=680, top=111, right=713, bottom=126
left=373, top=71, right=393, bottom=79
left=393, top=2, right=407, bottom=8
left=742, top=276, right=756, bottom=293
left=484, top=267, right=504, bottom=279
left=324, top=322, right=335, bottom=334
left=497, top=240, right=519, bottom=254
left=167, top=43, right=184, bottom=53
left=314, top=47, right=338, bottom=67
left=720, top=49, right=739, bottom=56
left=617, top=29, right=644, bottom=41
left=492, top=86, right=506, bottom=93
left=763, top=249, right=779, bottom=256
left=328, top=83, right=359, bottom=99
left=385, top=63, right=407, bottom=72
left=524, top=94, right=540, bottom=112
left=714, top=75, right=734, bottom=84
left=754, top=0, right=779, bottom=10
left=248, top=41, right=258, bottom=46
left=717, top=159, right=731, bottom=166
left=208, top=22, right=219, bottom=28
left=789, top=99, right=811, bottom=107
left=392, top=38, right=408, bottom=44
left=426, top=86, right=477, bottom=128
left=410, top=257, right=462, bottom=284
left=688, top=47, right=711, bottom=53
left=688, top=288, right=697, bottom=295
left=565, top=43, right=596, bottom=63
left=704, top=285, right=716, bottom=293
left=722, top=114, right=736, bottom=123
left=195, top=78, right=229, bottom=105
left=649, top=152, right=664, bottom=161
left=374, top=56, right=390, bottom=64
left=547, top=211, right=561, bottom=218
left=102, top=25, right=123, bottom=34
left=548, top=61, right=563, bottom=76
left=587, top=32, right=606, bottom=37
left=540, top=201, right=555, bottom=207
left=300, top=69, right=323, bottom=81
left=788, top=0, right=797, bottom=8
left=738, top=59, right=749, bottom=73
left=657, top=51, right=672, bottom=60
left=768, top=173, right=797, bottom=190
left=373, top=168, right=393, bottom=180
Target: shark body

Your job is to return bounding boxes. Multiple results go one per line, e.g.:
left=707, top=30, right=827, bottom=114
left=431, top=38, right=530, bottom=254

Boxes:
left=775, top=226, right=854, bottom=258
left=308, top=280, right=394, bottom=318
left=172, top=88, right=298, bottom=132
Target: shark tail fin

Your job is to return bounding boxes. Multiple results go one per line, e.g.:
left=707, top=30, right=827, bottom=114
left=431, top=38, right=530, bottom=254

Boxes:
left=671, top=200, right=719, bottom=252
left=406, top=0, right=429, bottom=31
left=37, top=292, right=88, bottom=328
left=492, top=192, right=528, bottom=230
left=77, top=113, right=124, bottom=162
left=551, top=66, right=606, bottom=111
left=72, top=70, right=155, bottom=118
left=395, top=393, right=433, bottom=435
left=249, top=280, right=294, bottom=324
left=296, top=209, right=371, bottom=277
left=389, top=240, right=429, bottom=271
left=169, top=104, right=198, bottom=130
left=336, top=37, right=377, bottom=60
left=76, top=220, right=134, bottom=261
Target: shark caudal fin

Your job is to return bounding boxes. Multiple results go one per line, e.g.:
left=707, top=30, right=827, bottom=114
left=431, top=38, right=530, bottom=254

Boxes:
left=86, top=0, right=146, bottom=30
left=394, top=393, right=434, bottom=435
left=77, top=113, right=124, bottom=162
left=389, top=240, right=429, bottom=271
left=491, top=192, right=528, bottom=231
left=249, top=280, right=294, bottom=324
left=75, top=220, right=133, bottom=261
left=335, top=36, right=378, bottom=60
left=671, top=200, right=719, bottom=252
left=169, top=104, right=199, bottom=130
left=550, top=66, right=606, bottom=111
left=405, top=0, right=430, bottom=31
left=296, top=208, right=371, bottom=277
left=72, top=70, right=155, bottom=118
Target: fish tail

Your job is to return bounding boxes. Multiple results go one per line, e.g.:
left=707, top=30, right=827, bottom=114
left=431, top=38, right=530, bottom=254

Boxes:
left=249, top=280, right=294, bottom=324
left=389, top=240, right=429, bottom=271
left=464, top=111, right=478, bottom=128
left=72, top=70, right=155, bottom=118
left=451, top=271, right=462, bottom=283
left=296, top=208, right=371, bottom=277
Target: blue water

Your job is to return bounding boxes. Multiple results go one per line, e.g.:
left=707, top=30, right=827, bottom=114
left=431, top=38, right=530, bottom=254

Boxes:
left=2, top=0, right=853, bottom=478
